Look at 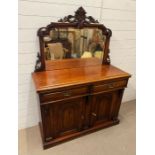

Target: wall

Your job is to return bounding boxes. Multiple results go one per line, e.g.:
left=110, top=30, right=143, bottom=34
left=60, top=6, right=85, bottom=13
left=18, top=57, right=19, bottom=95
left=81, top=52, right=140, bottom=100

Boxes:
left=19, top=0, right=136, bottom=129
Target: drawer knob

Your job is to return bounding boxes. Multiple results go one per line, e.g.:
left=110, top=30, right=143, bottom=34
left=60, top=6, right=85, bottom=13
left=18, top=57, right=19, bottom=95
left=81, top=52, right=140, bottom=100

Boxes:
left=108, top=84, right=114, bottom=89
left=63, top=91, right=71, bottom=97
left=92, top=112, right=97, bottom=117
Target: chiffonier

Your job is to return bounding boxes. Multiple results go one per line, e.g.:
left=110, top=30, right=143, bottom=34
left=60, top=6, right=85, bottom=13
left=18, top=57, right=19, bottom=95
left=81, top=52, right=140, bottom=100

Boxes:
left=32, top=7, right=131, bottom=149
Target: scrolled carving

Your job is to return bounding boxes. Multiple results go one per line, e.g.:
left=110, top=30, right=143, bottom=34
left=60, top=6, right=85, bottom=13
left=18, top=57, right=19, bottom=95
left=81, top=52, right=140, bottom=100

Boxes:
left=58, top=15, right=75, bottom=23
left=37, top=27, right=49, bottom=37
left=106, top=49, right=111, bottom=64
left=86, top=16, right=99, bottom=23
left=58, top=7, right=99, bottom=27
left=105, top=28, right=112, bottom=38
left=35, top=52, right=42, bottom=72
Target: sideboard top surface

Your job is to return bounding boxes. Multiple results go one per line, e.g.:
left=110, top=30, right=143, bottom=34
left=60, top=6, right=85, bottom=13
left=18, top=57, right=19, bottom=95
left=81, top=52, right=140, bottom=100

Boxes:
left=32, top=64, right=131, bottom=92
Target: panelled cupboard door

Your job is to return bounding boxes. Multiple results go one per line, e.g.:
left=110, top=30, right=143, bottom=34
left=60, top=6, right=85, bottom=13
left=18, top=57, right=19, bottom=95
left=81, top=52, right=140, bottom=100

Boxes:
left=90, top=90, right=124, bottom=126
left=41, top=97, right=85, bottom=141
left=41, top=104, right=57, bottom=142
left=54, top=97, right=85, bottom=137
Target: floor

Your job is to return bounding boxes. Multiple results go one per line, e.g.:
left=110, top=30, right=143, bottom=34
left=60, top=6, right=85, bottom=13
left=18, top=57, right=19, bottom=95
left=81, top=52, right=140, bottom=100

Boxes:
left=19, top=100, right=136, bottom=155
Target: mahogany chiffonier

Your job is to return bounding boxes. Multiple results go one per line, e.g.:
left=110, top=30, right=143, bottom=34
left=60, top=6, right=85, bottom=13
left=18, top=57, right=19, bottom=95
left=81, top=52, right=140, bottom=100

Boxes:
left=32, top=7, right=131, bottom=149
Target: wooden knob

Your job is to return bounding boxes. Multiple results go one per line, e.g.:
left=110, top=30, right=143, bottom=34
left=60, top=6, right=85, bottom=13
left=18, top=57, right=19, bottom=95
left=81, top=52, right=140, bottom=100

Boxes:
left=109, top=84, right=114, bottom=89
left=92, top=112, right=97, bottom=117
left=63, top=91, right=71, bottom=97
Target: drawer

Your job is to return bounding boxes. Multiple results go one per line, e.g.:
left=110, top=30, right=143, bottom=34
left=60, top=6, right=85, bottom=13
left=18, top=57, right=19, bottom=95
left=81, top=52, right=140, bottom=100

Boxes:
left=93, top=80, right=127, bottom=93
left=40, top=87, right=88, bottom=102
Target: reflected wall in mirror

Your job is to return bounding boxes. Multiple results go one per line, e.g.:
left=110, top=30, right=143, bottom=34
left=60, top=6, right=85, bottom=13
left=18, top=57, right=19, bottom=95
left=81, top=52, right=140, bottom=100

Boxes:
left=43, top=28, right=106, bottom=61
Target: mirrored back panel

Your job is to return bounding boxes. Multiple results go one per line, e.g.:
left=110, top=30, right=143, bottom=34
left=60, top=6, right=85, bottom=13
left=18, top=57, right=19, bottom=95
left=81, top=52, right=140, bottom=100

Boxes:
left=35, top=7, right=112, bottom=72
left=43, top=28, right=106, bottom=61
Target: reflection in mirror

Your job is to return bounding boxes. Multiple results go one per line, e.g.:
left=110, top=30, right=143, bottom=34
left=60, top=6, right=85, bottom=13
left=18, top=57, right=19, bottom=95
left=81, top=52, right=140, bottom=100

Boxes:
left=43, top=28, right=106, bottom=60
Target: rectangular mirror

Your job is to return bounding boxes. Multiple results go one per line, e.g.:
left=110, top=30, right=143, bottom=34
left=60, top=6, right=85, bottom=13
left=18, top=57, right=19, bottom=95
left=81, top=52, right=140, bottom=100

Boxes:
left=43, top=28, right=106, bottom=61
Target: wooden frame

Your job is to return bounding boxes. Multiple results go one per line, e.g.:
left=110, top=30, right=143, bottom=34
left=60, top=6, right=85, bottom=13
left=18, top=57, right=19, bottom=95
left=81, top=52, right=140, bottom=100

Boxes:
left=35, top=7, right=112, bottom=72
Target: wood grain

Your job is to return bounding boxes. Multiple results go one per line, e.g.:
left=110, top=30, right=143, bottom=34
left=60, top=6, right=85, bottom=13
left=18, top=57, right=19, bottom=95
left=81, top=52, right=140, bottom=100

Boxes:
left=32, top=64, right=131, bottom=92
left=45, top=57, right=102, bottom=71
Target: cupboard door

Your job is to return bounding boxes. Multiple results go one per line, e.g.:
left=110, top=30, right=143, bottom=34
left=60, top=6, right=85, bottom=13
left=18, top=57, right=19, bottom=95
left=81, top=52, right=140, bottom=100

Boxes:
left=90, top=90, right=122, bottom=126
left=55, top=97, right=85, bottom=137
left=41, top=97, right=85, bottom=141
left=41, top=104, right=57, bottom=142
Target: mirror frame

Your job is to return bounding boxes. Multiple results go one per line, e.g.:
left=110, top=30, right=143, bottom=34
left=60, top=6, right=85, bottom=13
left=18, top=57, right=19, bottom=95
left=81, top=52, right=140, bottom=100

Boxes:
left=35, top=7, right=112, bottom=72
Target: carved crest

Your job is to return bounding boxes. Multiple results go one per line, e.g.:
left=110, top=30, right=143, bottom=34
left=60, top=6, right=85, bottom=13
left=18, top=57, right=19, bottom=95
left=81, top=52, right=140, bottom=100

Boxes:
left=58, top=7, right=99, bottom=27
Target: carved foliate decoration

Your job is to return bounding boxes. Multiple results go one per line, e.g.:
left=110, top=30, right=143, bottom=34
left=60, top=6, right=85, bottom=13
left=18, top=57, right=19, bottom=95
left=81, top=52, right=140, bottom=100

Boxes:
left=58, top=7, right=99, bottom=27
left=106, top=49, right=111, bottom=64
left=35, top=52, right=42, bottom=72
left=105, top=29, right=112, bottom=38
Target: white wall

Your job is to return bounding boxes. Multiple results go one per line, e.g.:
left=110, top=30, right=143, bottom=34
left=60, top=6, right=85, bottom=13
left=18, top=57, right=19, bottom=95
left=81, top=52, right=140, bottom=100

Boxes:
left=18, top=0, right=136, bottom=129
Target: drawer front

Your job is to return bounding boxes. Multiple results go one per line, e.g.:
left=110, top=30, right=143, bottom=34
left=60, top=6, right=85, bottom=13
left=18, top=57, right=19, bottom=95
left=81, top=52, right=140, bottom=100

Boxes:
left=93, top=80, right=127, bottom=93
left=40, top=87, right=88, bottom=102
